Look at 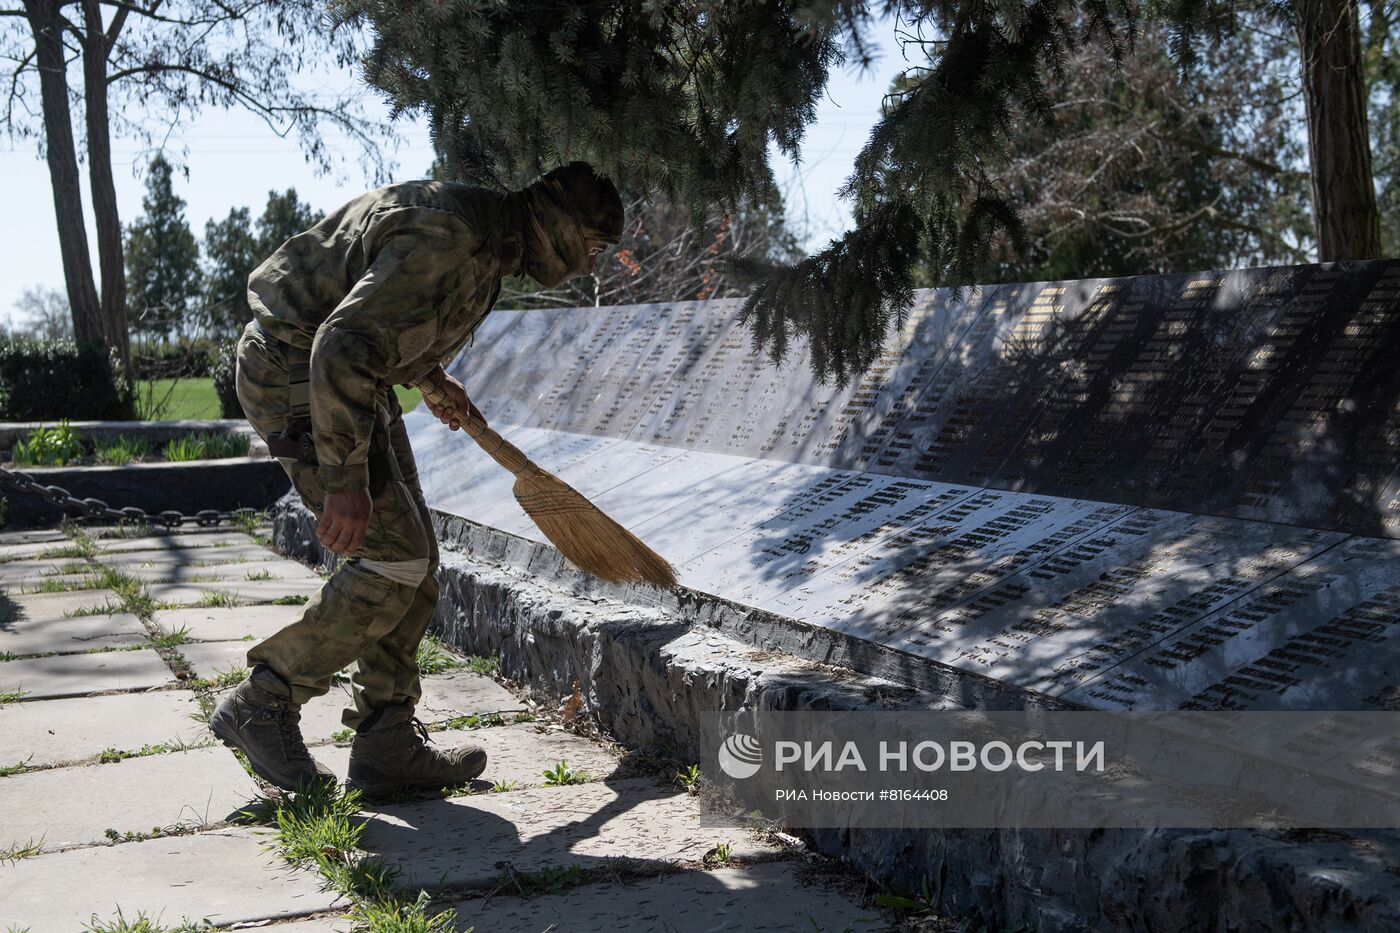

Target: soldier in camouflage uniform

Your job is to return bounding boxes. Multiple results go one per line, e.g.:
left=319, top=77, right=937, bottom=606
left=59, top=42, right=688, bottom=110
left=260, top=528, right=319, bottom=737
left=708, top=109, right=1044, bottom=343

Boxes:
left=211, top=162, right=624, bottom=795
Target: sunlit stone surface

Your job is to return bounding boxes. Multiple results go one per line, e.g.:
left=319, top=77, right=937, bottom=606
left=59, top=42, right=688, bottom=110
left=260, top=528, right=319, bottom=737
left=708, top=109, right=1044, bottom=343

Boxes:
left=411, top=260, right=1400, bottom=712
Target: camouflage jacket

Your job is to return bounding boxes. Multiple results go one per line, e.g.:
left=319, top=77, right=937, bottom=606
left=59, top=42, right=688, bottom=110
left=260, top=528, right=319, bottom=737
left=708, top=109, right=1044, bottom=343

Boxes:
left=247, top=163, right=622, bottom=494
left=246, top=181, right=522, bottom=493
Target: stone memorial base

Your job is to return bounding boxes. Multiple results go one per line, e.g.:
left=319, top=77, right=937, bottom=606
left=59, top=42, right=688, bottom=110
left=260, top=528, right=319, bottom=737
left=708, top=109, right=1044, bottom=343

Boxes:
left=272, top=497, right=1400, bottom=931
left=265, top=259, right=1400, bottom=929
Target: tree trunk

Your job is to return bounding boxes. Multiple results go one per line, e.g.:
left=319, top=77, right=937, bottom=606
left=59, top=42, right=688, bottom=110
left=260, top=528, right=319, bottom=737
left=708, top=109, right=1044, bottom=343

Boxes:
left=1295, top=0, right=1382, bottom=261
left=80, top=0, right=129, bottom=367
left=23, top=0, right=104, bottom=344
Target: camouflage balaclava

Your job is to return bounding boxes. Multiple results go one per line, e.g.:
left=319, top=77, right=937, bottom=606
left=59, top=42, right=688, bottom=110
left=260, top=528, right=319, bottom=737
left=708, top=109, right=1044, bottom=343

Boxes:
left=518, top=162, right=624, bottom=287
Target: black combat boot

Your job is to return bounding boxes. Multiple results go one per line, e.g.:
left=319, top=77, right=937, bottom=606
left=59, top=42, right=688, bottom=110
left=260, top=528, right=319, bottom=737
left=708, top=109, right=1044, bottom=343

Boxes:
left=209, top=665, right=336, bottom=792
left=347, top=701, right=488, bottom=798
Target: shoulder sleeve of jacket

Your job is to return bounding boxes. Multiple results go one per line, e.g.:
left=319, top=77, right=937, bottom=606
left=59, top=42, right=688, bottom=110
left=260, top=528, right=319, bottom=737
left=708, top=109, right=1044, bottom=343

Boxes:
left=310, top=214, right=476, bottom=492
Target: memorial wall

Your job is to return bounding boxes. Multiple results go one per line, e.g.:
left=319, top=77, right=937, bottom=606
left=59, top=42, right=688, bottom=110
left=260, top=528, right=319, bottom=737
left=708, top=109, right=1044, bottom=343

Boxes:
left=406, top=259, right=1400, bottom=713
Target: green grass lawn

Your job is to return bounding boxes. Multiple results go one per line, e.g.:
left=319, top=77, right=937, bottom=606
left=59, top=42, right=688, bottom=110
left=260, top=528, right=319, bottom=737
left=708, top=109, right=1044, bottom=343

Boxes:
left=134, top=378, right=422, bottom=421
left=135, top=378, right=220, bottom=419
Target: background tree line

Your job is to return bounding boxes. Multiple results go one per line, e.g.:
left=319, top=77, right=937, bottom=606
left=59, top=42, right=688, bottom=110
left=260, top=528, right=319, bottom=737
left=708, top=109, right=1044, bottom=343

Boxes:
left=125, top=157, right=323, bottom=348
left=8, top=157, right=322, bottom=358
left=344, top=0, right=1400, bottom=383
left=6, top=0, right=1399, bottom=389
left=2, top=0, right=386, bottom=366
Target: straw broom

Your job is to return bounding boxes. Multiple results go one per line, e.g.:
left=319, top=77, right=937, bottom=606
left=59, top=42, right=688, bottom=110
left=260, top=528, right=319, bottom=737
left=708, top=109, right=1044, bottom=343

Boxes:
left=410, top=375, right=677, bottom=589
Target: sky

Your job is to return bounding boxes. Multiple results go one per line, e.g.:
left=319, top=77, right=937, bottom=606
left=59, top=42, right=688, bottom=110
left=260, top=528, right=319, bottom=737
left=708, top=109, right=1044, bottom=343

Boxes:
left=0, top=21, right=914, bottom=328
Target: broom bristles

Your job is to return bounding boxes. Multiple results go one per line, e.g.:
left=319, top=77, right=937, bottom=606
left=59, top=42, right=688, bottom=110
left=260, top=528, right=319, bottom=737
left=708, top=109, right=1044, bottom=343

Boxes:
left=514, top=470, right=677, bottom=589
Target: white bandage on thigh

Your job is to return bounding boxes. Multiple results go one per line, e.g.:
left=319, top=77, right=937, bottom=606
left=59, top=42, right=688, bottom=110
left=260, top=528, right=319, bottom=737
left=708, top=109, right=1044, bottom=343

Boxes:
left=357, top=557, right=430, bottom=586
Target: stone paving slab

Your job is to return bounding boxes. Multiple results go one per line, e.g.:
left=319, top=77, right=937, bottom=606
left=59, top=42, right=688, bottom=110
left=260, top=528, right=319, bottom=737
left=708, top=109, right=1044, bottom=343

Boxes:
left=4, top=574, right=107, bottom=595
left=294, top=686, right=355, bottom=741
left=319, top=723, right=622, bottom=788
left=0, top=609, right=147, bottom=656
left=0, top=528, right=67, bottom=547
left=0, top=648, right=174, bottom=700
left=451, top=862, right=884, bottom=932
left=155, top=604, right=300, bottom=642
left=94, top=531, right=257, bottom=553
left=0, top=828, right=339, bottom=929
left=0, top=573, right=95, bottom=594
left=1, top=588, right=124, bottom=622
left=180, top=639, right=253, bottom=679
left=418, top=671, right=525, bottom=721
left=121, top=559, right=322, bottom=584
left=0, top=691, right=207, bottom=767
left=360, top=778, right=771, bottom=888
left=0, top=745, right=258, bottom=850
left=148, top=578, right=323, bottom=607
left=0, top=556, right=91, bottom=583
left=102, top=544, right=286, bottom=569
left=23, top=560, right=320, bottom=591
left=257, top=917, right=352, bottom=933
left=0, top=531, right=69, bottom=563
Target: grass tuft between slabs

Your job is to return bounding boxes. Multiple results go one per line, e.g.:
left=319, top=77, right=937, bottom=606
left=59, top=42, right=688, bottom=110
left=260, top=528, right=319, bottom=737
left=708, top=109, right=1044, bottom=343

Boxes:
left=239, top=783, right=469, bottom=932
left=415, top=635, right=498, bottom=677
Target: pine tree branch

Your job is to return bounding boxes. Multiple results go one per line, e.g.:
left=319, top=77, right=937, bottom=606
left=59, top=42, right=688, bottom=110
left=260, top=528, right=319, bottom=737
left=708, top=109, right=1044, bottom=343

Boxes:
left=1176, top=135, right=1307, bottom=178
left=1212, top=215, right=1311, bottom=263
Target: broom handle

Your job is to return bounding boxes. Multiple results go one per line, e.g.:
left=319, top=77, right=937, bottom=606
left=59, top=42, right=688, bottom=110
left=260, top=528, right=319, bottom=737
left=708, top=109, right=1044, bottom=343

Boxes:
left=410, top=376, right=535, bottom=477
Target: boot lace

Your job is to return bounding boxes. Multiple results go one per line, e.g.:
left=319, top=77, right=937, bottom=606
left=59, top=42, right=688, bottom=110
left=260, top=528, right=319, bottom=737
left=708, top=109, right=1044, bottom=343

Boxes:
left=257, top=697, right=311, bottom=763
left=409, top=717, right=433, bottom=749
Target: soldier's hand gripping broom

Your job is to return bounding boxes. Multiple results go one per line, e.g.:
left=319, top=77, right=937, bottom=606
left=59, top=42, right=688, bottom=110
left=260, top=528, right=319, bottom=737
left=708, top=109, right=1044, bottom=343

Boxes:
left=410, top=374, right=678, bottom=589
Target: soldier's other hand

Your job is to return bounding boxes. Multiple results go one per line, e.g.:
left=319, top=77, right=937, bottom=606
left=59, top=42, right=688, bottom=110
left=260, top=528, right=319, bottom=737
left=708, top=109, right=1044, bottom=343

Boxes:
left=319, top=489, right=372, bottom=555
left=425, top=373, right=486, bottom=431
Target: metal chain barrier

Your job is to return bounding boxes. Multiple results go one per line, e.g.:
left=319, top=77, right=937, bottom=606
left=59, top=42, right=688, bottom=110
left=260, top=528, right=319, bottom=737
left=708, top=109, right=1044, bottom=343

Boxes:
left=0, top=464, right=258, bottom=529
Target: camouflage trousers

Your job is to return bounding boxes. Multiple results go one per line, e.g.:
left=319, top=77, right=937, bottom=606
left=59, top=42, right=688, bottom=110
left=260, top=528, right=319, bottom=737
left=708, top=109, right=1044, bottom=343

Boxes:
left=235, top=320, right=439, bottom=728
